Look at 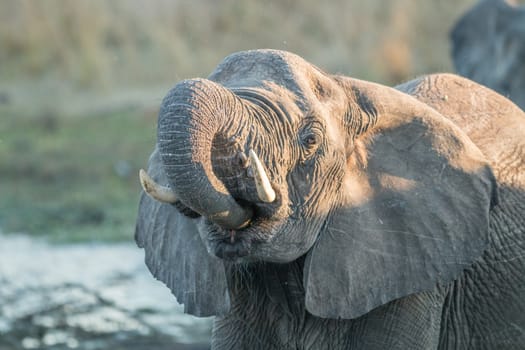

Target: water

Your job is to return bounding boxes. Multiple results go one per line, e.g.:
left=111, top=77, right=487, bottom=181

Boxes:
left=0, top=234, right=212, bottom=349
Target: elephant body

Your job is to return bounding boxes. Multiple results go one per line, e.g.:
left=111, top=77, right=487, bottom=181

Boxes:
left=399, top=74, right=525, bottom=348
left=136, top=50, right=525, bottom=349
left=212, top=260, right=447, bottom=349
left=451, top=0, right=525, bottom=110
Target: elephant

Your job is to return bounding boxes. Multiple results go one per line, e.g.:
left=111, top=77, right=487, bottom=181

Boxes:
left=135, top=49, right=525, bottom=349
left=450, top=0, right=525, bottom=110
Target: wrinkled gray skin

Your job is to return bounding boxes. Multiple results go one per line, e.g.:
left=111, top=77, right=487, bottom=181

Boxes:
left=136, top=49, right=525, bottom=349
left=451, top=0, right=525, bottom=109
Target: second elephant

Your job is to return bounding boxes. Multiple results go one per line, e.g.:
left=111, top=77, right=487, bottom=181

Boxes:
left=451, top=0, right=525, bottom=109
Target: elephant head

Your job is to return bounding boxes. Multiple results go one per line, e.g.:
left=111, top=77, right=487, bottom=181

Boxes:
left=136, top=50, right=497, bottom=319
left=450, top=0, right=525, bottom=109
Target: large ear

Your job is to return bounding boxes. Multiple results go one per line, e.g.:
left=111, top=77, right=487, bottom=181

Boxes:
left=304, top=78, right=498, bottom=319
left=135, top=147, right=230, bottom=317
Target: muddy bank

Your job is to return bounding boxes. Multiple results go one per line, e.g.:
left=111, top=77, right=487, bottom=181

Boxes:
left=0, top=234, right=212, bottom=349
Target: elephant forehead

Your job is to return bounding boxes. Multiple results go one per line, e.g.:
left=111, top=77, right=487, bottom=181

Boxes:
left=209, top=50, right=300, bottom=90
left=209, top=49, right=340, bottom=104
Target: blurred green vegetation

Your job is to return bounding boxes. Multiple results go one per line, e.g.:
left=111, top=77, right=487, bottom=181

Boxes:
left=0, top=0, right=480, bottom=241
left=0, top=102, right=156, bottom=241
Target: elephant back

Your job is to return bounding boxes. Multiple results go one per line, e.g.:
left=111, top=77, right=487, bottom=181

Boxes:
left=397, top=73, right=525, bottom=188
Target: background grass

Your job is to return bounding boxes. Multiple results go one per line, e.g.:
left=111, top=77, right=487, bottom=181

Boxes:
left=0, top=0, right=480, bottom=87
left=0, top=0, right=495, bottom=242
left=0, top=102, right=157, bottom=241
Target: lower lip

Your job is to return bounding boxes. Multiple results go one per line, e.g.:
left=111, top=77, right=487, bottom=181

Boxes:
left=213, top=239, right=250, bottom=260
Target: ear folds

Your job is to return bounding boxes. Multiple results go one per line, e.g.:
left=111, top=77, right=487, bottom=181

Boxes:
left=304, top=79, right=497, bottom=319
left=135, top=148, right=230, bottom=317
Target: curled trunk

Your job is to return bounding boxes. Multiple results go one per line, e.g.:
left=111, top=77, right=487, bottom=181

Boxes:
left=157, top=78, right=253, bottom=229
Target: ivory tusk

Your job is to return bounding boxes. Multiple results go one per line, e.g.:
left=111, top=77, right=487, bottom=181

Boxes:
left=139, top=169, right=178, bottom=203
left=248, top=150, right=276, bottom=203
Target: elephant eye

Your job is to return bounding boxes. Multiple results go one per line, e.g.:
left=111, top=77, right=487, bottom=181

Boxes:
left=300, top=121, right=324, bottom=157
left=304, top=134, right=319, bottom=147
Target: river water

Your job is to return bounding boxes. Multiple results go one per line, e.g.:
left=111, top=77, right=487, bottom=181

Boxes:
left=0, top=234, right=212, bottom=349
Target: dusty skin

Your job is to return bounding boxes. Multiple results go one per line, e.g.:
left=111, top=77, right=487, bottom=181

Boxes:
left=137, top=50, right=525, bottom=349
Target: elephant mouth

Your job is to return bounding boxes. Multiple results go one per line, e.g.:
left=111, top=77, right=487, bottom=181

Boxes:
left=206, top=226, right=253, bottom=261
left=191, top=173, right=286, bottom=261
left=203, top=202, right=286, bottom=262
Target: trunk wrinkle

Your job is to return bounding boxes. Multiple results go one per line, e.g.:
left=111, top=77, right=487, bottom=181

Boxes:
left=158, top=79, right=254, bottom=229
